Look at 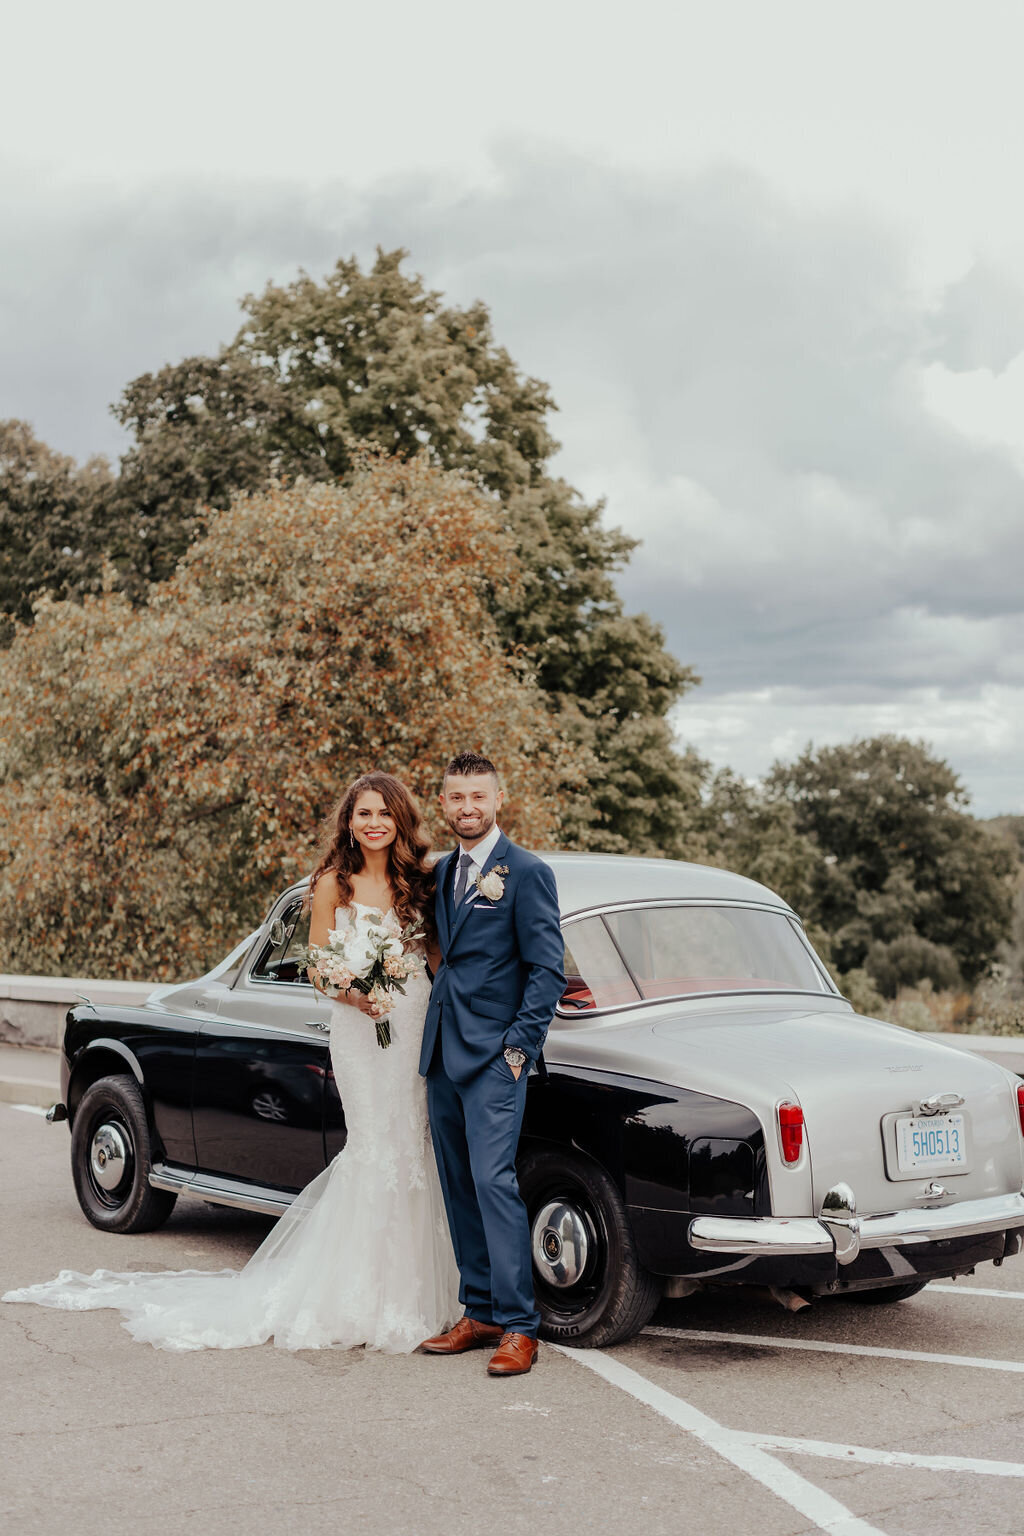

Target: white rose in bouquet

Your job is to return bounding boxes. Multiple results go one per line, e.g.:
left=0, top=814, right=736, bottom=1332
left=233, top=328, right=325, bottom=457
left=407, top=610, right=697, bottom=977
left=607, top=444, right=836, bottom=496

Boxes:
left=331, top=918, right=379, bottom=980
left=298, top=911, right=425, bottom=1050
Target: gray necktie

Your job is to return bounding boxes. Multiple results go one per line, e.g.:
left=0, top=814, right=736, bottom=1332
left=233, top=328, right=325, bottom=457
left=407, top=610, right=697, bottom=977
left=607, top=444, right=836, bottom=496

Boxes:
left=453, top=850, right=473, bottom=906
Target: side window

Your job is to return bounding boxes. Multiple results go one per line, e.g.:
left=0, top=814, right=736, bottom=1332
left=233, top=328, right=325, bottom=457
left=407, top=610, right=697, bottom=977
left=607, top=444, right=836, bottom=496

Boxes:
left=249, top=900, right=312, bottom=985
left=560, top=918, right=641, bottom=1012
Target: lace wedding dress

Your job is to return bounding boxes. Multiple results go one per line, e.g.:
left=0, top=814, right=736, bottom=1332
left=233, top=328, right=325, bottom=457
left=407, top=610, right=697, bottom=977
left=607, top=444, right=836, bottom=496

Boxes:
left=3, top=905, right=461, bottom=1352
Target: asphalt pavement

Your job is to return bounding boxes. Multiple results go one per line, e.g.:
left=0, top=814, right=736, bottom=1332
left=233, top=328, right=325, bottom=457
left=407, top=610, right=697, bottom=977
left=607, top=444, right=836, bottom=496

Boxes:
left=4, top=1100, right=1024, bottom=1536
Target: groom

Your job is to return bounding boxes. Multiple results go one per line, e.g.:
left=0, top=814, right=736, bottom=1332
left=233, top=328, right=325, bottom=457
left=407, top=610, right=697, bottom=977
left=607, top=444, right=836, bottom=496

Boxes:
left=419, top=751, right=565, bottom=1376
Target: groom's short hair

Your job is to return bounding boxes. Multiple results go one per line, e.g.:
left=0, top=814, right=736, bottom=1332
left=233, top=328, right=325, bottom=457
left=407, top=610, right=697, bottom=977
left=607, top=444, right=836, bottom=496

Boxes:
left=443, top=750, right=499, bottom=784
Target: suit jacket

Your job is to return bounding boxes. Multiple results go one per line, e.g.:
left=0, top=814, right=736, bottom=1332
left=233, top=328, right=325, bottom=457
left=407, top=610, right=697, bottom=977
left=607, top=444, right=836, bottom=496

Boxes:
left=418, top=832, right=565, bottom=1083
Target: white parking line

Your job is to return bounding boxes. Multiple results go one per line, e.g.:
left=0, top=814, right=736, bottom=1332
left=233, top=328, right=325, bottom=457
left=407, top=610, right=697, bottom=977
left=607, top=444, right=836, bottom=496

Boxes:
left=6, top=1104, right=47, bottom=1117
left=746, top=1434, right=1024, bottom=1479
left=644, top=1325, right=1024, bottom=1374
left=555, top=1345, right=886, bottom=1536
left=929, top=1283, right=1024, bottom=1301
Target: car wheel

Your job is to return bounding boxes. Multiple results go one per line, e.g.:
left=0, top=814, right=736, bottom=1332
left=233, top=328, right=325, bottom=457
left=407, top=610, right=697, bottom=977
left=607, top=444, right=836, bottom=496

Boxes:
left=70, top=1075, right=177, bottom=1234
left=846, top=1281, right=930, bottom=1304
left=518, top=1147, right=661, bottom=1348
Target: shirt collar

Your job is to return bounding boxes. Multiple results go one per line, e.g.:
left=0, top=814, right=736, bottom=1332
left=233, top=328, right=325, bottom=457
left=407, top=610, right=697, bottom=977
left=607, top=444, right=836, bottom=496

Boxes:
left=460, top=822, right=501, bottom=871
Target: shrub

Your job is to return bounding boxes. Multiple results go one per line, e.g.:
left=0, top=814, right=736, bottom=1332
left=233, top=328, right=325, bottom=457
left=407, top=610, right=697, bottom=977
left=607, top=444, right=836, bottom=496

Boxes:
left=865, top=934, right=962, bottom=998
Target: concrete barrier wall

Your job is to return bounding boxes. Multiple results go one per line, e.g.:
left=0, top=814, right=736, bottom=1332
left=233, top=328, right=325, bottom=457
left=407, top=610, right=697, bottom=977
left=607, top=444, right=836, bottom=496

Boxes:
left=0, top=975, right=154, bottom=1050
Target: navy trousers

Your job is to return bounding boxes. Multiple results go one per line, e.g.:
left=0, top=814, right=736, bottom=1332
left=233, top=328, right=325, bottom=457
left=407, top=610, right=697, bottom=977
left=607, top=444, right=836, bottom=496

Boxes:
left=426, top=1039, right=539, bottom=1337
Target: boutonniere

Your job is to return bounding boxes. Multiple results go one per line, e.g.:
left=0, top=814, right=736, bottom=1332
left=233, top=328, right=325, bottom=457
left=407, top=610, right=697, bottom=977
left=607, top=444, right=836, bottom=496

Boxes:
left=475, top=864, right=509, bottom=902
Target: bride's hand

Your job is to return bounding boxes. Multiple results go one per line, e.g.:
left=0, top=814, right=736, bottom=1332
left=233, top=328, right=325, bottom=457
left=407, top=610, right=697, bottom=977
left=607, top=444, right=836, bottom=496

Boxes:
left=342, top=990, right=386, bottom=1017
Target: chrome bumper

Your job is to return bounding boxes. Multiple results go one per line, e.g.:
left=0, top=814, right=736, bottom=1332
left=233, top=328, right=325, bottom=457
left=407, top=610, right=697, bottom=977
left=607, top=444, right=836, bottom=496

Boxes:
left=690, top=1189, right=1024, bottom=1267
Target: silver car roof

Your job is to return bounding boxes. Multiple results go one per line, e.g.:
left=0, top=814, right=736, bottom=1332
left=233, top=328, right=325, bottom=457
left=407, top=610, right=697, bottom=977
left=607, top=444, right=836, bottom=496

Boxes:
left=537, top=853, right=795, bottom=918
left=277, top=852, right=795, bottom=922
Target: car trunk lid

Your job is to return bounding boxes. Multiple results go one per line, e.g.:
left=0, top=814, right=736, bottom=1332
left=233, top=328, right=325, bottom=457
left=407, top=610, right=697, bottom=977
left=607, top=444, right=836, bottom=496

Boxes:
left=650, top=1006, right=1024, bottom=1215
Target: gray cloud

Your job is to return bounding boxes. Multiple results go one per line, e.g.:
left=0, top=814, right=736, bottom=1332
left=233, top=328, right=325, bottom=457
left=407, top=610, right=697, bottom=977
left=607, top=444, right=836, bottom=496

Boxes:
left=0, top=165, right=364, bottom=461
left=926, top=260, right=1024, bottom=374
left=1, top=150, right=1022, bottom=812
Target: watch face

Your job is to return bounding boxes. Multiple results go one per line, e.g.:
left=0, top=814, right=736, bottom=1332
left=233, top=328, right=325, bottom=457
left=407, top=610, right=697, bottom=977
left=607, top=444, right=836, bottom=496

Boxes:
left=505, top=1048, right=526, bottom=1067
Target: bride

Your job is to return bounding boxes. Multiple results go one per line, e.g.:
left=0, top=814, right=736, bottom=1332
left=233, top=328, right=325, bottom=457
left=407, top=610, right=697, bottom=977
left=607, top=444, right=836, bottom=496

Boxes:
left=3, top=772, right=461, bottom=1352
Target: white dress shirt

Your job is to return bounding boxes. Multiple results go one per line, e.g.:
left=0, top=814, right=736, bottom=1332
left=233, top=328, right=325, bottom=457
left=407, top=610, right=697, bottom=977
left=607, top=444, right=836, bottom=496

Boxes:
left=457, top=822, right=501, bottom=902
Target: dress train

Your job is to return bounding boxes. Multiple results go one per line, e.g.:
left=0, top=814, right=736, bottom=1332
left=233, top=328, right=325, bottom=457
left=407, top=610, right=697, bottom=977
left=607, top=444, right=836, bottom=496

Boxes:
left=3, top=914, right=460, bottom=1352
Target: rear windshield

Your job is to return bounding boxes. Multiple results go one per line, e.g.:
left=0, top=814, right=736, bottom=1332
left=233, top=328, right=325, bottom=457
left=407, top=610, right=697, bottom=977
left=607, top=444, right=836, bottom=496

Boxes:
left=561, top=904, right=829, bottom=1013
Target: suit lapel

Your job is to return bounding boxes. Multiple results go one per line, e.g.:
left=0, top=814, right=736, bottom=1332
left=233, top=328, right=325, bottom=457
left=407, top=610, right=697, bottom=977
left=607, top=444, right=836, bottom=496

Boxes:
left=435, top=849, right=457, bottom=951
left=449, top=832, right=510, bottom=947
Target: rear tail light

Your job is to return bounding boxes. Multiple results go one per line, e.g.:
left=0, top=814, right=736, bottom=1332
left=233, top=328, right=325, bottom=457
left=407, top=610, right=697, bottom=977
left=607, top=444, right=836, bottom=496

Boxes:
left=1017, top=1084, right=1024, bottom=1137
left=778, top=1102, right=805, bottom=1164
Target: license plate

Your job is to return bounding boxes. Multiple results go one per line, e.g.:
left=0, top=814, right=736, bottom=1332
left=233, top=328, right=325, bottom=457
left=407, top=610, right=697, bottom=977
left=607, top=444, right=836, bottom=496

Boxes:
left=895, top=1113, right=968, bottom=1174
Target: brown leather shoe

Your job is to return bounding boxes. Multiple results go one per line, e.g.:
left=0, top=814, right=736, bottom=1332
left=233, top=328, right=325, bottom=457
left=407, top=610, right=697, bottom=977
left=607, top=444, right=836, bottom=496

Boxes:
left=487, top=1332, right=539, bottom=1376
left=419, top=1317, right=505, bottom=1354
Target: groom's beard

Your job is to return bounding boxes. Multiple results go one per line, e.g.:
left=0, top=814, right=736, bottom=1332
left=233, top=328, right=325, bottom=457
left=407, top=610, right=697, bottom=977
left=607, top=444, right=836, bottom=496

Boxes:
left=443, top=809, right=496, bottom=844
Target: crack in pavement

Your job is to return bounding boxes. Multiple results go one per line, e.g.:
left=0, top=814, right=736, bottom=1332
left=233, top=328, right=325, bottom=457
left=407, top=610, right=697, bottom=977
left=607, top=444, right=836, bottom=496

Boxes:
left=3, top=1311, right=90, bottom=1370
left=1, top=1407, right=298, bottom=1439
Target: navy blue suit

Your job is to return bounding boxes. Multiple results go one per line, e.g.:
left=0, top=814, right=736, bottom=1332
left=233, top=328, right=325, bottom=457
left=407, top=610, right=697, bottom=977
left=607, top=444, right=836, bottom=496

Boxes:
left=420, top=833, right=564, bottom=1336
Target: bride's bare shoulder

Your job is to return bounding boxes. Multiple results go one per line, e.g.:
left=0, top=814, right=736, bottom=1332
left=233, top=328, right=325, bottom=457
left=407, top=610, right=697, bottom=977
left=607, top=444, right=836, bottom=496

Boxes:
left=310, top=869, right=344, bottom=913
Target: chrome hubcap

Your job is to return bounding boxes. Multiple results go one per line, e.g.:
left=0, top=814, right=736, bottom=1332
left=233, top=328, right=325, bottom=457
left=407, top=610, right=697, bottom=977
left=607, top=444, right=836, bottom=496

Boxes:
left=532, top=1199, right=593, bottom=1288
left=90, top=1122, right=129, bottom=1191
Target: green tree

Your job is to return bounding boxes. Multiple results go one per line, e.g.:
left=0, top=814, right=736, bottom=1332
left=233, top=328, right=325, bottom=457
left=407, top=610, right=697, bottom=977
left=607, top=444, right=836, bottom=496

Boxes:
left=0, top=456, right=581, bottom=980
left=767, top=736, right=1015, bottom=990
left=698, top=768, right=821, bottom=914
left=986, top=814, right=1024, bottom=992
left=0, top=420, right=113, bottom=643
left=101, top=249, right=698, bottom=853
left=106, top=250, right=586, bottom=583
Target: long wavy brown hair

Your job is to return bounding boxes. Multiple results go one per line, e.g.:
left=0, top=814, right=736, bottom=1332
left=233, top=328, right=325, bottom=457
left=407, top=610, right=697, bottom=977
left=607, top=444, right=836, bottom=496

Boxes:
left=309, top=772, right=436, bottom=945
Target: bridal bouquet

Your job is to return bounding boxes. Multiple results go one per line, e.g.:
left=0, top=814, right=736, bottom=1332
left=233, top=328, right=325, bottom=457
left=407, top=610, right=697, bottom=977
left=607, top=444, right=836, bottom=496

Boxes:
left=299, top=910, right=423, bottom=1048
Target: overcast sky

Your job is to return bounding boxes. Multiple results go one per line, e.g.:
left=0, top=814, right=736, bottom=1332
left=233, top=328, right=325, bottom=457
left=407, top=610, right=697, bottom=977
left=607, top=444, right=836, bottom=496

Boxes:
left=3, top=0, right=1024, bottom=815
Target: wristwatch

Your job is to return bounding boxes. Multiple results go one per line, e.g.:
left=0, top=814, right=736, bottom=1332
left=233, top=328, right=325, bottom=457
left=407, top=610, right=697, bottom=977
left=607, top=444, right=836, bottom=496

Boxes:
left=503, top=1046, right=527, bottom=1070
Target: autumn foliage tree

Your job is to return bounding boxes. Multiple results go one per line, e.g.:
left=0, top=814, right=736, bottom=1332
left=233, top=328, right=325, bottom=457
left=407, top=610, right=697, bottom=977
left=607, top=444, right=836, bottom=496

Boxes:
left=0, top=457, right=581, bottom=980
left=4, top=249, right=698, bottom=854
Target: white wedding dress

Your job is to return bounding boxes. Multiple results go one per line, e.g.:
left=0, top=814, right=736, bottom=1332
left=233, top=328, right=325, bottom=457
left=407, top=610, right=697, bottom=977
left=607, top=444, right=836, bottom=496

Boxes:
left=3, top=905, right=461, bottom=1352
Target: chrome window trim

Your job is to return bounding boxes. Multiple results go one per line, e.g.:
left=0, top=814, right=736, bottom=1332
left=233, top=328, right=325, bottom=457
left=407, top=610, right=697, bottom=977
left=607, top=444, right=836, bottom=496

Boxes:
left=556, top=899, right=841, bottom=1019
left=560, top=896, right=797, bottom=923
left=244, top=895, right=313, bottom=990
left=595, top=910, right=645, bottom=999
left=554, top=985, right=851, bottom=1022
left=245, top=973, right=315, bottom=992
left=785, top=914, right=838, bottom=993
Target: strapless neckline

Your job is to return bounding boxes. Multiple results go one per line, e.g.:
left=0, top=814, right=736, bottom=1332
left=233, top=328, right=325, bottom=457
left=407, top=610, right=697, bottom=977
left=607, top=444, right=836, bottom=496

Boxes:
left=340, top=900, right=394, bottom=919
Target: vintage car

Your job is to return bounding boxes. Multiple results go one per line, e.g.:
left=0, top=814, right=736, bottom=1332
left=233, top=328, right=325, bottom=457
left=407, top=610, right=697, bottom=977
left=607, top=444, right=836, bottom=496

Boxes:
left=50, top=854, right=1024, bottom=1347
